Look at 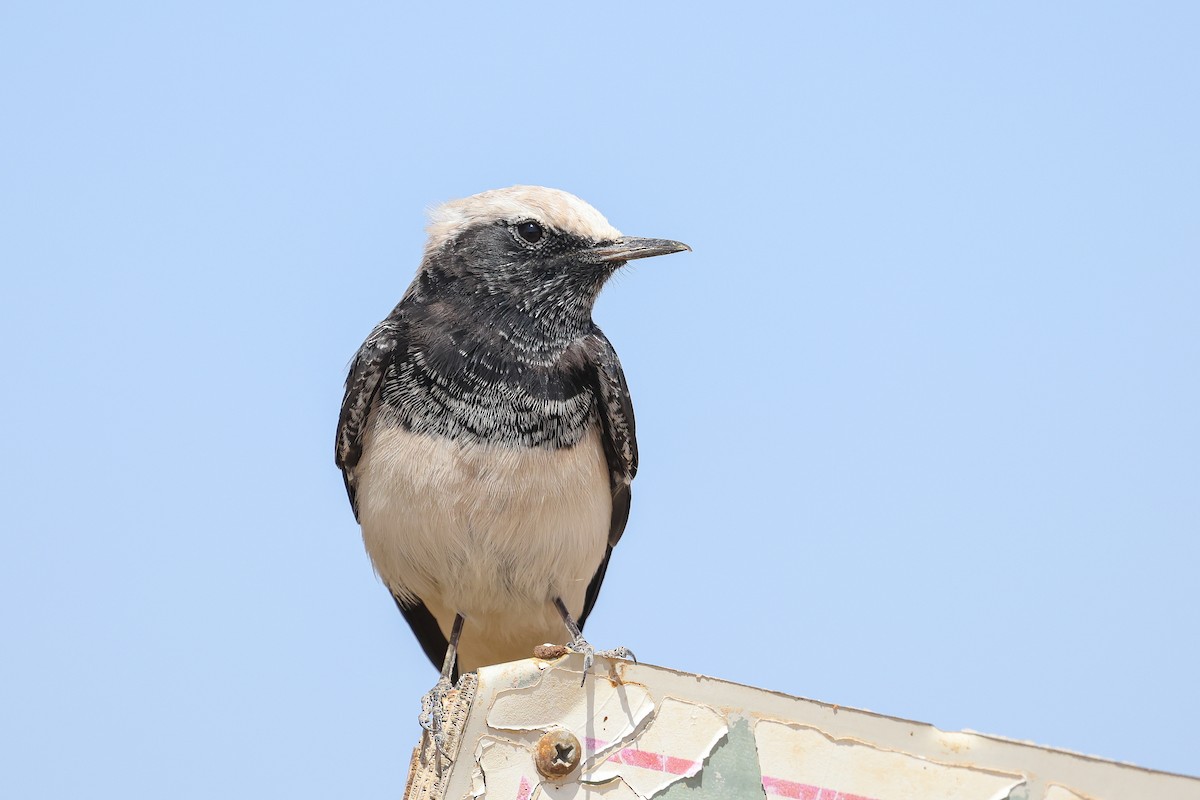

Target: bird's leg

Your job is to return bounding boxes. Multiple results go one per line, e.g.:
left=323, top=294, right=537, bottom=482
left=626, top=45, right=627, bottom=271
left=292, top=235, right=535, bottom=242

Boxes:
left=553, top=597, right=635, bottom=686
left=419, top=613, right=464, bottom=762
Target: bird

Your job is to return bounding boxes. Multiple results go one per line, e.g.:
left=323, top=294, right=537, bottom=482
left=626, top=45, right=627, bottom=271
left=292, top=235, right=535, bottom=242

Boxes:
left=334, top=185, right=689, bottom=747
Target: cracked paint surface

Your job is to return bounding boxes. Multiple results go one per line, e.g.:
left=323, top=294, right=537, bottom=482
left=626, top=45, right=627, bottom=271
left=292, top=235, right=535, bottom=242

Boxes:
left=444, top=658, right=1197, bottom=800
left=1043, top=788, right=1096, bottom=800
left=473, top=736, right=641, bottom=800
left=754, top=720, right=1025, bottom=800
left=473, top=669, right=728, bottom=799
left=584, top=697, right=728, bottom=796
left=487, top=665, right=655, bottom=774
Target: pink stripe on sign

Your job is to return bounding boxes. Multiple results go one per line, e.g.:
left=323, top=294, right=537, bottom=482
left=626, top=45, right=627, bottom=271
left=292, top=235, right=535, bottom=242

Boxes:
left=516, top=775, right=534, bottom=800
left=607, top=747, right=700, bottom=775
left=582, top=738, right=700, bottom=776
left=761, top=776, right=879, bottom=800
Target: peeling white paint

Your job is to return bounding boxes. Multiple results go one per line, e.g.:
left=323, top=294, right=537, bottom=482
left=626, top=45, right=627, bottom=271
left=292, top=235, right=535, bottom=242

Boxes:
left=1043, top=787, right=1096, bottom=800
left=487, top=666, right=655, bottom=773
left=473, top=735, right=643, bottom=799
left=584, top=697, right=728, bottom=797
left=417, top=655, right=1200, bottom=800
left=753, top=719, right=1025, bottom=800
left=475, top=674, right=729, bottom=798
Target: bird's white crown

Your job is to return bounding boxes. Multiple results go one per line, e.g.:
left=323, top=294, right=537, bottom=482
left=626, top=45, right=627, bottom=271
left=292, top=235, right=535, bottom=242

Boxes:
left=425, top=186, right=622, bottom=251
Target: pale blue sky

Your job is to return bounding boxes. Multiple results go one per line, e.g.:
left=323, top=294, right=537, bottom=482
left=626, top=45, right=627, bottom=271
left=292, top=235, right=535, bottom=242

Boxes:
left=2, top=3, right=1197, bottom=797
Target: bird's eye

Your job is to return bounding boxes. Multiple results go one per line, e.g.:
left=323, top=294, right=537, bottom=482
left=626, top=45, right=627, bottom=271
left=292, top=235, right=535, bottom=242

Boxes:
left=515, top=220, right=545, bottom=244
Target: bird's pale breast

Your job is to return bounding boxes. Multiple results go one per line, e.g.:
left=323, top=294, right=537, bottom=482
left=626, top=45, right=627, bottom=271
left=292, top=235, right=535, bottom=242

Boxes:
left=354, top=422, right=611, bottom=670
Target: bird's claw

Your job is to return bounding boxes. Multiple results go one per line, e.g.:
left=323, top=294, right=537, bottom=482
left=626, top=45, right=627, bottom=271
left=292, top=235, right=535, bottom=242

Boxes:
left=419, top=676, right=454, bottom=762
left=566, top=636, right=636, bottom=685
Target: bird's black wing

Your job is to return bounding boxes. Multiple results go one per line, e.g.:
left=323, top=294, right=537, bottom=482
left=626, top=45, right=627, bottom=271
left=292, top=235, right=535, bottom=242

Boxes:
left=578, top=331, right=638, bottom=628
left=335, top=318, right=451, bottom=671
left=335, top=318, right=404, bottom=520
left=393, top=593, right=456, bottom=680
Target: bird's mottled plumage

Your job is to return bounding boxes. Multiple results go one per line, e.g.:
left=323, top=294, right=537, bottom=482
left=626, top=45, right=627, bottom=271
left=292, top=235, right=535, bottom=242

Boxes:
left=335, top=186, right=684, bottom=677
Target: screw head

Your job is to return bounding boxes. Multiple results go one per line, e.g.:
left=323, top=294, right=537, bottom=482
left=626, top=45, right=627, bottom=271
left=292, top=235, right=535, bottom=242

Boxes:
left=534, top=728, right=581, bottom=779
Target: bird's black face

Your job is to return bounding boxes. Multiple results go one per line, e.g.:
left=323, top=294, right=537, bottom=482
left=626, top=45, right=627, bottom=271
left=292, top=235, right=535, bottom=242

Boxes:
left=443, top=220, right=690, bottom=309
left=479, top=219, right=616, bottom=299
left=414, top=215, right=688, bottom=347
left=424, top=221, right=619, bottom=332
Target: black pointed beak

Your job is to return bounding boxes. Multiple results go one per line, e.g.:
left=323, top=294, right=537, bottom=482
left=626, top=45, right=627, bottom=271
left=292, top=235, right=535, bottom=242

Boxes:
left=582, top=237, right=692, bottom=264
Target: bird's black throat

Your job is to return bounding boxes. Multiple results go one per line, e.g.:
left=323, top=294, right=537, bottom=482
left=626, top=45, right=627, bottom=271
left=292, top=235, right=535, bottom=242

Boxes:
left=375, top=223, right=617, bottom=449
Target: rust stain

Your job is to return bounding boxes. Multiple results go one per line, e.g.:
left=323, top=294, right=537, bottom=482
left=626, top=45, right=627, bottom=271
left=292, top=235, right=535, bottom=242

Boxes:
left=535, top=729, right=582, bottom=780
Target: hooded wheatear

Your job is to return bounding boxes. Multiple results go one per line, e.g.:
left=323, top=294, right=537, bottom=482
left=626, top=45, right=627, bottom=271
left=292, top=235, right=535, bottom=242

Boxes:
left=335, top=186, right=689, bottom=747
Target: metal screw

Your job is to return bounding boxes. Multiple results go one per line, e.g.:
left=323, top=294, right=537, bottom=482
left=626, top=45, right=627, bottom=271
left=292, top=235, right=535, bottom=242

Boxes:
left=535, top=729, right=581, bottom=779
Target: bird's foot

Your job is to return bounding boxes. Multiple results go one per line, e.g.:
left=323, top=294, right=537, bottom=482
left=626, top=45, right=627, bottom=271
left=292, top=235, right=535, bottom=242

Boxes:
left=419, top=612, right=465, bottom=769
left=566, top=635, right=637, bottom=685
left=418, top=675, right=454, bottom=762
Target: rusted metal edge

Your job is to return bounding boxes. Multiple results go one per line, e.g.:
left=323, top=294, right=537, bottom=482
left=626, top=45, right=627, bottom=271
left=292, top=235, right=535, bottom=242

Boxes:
left=403, top=673, right=479, bottom=800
